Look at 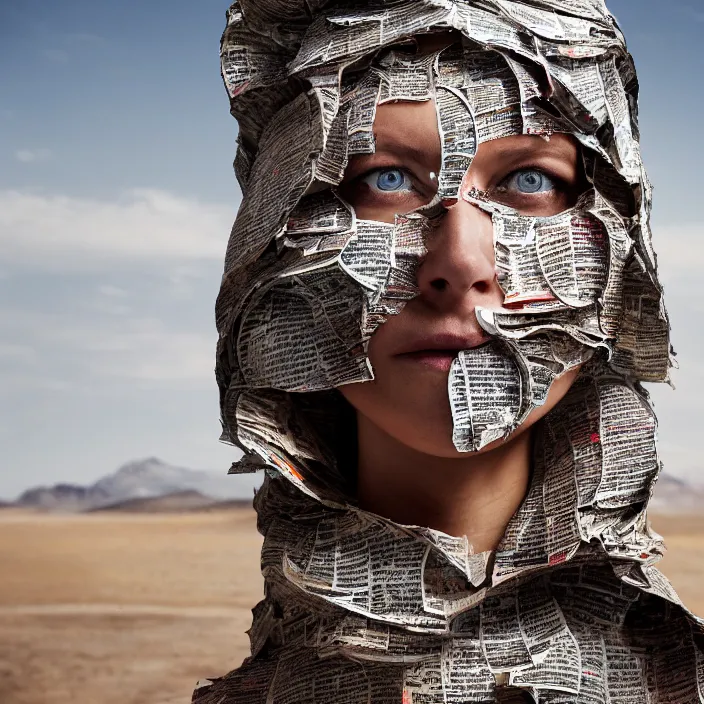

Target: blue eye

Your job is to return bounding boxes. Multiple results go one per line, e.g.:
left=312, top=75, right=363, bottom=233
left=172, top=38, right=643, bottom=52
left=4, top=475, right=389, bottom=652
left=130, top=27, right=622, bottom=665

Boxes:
left=508, top=170, right=555, bottom=194
left=502, top=169, right=557, bottom=195
left=362, top=168, right=412, bottom=193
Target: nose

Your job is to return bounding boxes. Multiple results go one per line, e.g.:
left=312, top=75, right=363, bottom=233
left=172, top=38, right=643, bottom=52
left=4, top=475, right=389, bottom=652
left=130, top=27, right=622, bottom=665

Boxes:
left=416, top=199, right=503, bottom=313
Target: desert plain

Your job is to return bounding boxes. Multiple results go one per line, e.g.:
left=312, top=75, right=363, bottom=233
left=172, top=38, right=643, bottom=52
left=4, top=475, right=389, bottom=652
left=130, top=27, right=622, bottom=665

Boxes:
left=1, top=508, right=703, bottom=704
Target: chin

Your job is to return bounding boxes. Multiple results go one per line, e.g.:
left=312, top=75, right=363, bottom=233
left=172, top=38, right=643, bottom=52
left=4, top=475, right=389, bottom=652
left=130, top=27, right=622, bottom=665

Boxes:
left=396, top=415, right=534, bottom=458
left=342, top=365, right=581, bottom=459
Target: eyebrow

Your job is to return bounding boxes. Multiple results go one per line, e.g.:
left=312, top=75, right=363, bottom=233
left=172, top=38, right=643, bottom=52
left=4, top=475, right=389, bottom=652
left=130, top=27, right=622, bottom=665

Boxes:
left=338, top=127, right=441, bottom=184
left=369, top=141, right=440, bottom=170
left=347, top=104, right=578, bottom=186
left=486, top=137, right=576, bottom=161
left=375, top=123, right=439, bottom=164
left=374, top=118, right=574, bottom=165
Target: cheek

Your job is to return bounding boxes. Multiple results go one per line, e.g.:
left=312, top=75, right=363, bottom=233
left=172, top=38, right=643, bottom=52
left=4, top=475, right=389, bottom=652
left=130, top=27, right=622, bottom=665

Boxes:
left=340, top=321, right=582, bottom=458
left=462, top=365, right=582, bottom=456
left=339, top=376, right=458, bottom=457
left=338, top=321, right=458, bottom=455
left=516, top=365, right=582, bottom=434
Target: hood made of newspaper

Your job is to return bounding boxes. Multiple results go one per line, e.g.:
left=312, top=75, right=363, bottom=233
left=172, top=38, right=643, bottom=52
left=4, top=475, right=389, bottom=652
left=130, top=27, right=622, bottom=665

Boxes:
left=216, top=0, right=670, bottom=465
left=196, top=1, right=704, bottom=703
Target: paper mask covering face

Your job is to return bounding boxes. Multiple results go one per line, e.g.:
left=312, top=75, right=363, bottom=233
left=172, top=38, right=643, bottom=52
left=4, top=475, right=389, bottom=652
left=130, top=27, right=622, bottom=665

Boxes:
left=194, top=4, right=704, bottom=703
left=215, top=0, right=670, bottom=463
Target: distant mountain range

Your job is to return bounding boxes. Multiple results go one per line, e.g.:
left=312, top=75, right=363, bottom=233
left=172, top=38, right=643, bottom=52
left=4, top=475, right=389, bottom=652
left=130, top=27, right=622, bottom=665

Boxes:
left=649, top=473, right=704, bottom=514
left=8, top=457, right=261, bottom=513
left=2, top=457, right=701, bottom=514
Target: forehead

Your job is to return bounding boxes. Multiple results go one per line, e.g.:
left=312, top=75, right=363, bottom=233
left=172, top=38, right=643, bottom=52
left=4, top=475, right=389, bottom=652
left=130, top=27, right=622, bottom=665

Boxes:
left=370, top=99, right=579, bottom=168
left=340, top=37, right=556, bottom=150
left=370, top=101, right=440, bottom=158
left=220, top=0, right=647, bottom=270
left=339, top=40, right=547, bottom=204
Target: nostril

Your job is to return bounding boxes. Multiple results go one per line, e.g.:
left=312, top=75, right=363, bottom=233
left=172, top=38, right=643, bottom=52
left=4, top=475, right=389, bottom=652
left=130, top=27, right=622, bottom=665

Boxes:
left=473, top=280, right=490, bottom=294
left=430, top=278, right=447, bottom=291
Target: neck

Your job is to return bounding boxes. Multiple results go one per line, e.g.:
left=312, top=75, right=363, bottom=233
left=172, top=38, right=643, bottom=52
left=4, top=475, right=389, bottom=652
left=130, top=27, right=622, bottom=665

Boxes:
left=355, top=415, right=532, bottom=553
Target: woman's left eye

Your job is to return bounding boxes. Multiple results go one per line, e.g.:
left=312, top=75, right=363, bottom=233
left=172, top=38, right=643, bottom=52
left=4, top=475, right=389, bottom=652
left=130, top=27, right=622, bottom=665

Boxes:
left=503, top=169, right=556, bottom=195
left=362, top=168, right=414, bottom=193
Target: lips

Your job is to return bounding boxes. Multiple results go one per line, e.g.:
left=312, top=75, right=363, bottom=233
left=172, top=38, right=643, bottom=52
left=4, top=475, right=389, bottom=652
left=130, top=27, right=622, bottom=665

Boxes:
left=394, top=332, right=490, bottom=372
left=394, top=332, right=490, bottom=356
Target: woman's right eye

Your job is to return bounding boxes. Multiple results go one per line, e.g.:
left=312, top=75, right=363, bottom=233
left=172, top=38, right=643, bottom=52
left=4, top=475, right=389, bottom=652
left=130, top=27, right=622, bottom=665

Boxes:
left=339, top=163, right=436, bottom=223
left=361, top=168, right=414, bottom=194
left=501, top=169, right=557, bottom=195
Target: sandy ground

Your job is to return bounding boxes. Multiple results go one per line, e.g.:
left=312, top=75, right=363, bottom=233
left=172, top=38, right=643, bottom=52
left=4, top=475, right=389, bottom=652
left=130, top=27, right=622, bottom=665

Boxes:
left=0, top=510, right=262, bottom=704
left=0, top=508, right=702, bottom=704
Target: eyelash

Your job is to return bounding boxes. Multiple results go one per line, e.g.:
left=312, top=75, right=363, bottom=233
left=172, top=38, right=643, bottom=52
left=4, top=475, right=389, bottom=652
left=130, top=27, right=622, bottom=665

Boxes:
left=496, top=166, right=566, bottom=194
left=345, top=164, right=570, bottom=200
left=353, top=165, right=419, bottom=193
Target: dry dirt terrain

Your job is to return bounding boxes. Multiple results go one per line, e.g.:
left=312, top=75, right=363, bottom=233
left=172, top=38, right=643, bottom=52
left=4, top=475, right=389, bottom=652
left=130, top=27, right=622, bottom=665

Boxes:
left=1, top=509, right=702, bottom=704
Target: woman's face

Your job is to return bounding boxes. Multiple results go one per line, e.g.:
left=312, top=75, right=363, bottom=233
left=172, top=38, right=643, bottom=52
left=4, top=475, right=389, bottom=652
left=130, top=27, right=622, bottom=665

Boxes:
left=339, top=100, right=584, bottom=457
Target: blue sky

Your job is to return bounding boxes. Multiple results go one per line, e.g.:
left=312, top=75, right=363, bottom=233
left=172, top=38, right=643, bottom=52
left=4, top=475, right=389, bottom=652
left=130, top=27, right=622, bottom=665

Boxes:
left=1, top=0, right=703, bottom=498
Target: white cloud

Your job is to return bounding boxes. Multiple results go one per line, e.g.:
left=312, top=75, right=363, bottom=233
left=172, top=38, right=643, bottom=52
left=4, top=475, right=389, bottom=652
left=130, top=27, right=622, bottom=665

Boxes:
left=0, top=306, right=216, bottom=389
left=0, top=189, right=236, bottom=270
left=648, top=222, right=704, bottom=282
left=81, top=298, right=131, bottom=317
left=98, top=284, right=128, bottom=298
left=15, top=149, right=53, bottom=164
left=0, top=343, right=37, bottom=363
left=78, top=319, right=216, bottom=383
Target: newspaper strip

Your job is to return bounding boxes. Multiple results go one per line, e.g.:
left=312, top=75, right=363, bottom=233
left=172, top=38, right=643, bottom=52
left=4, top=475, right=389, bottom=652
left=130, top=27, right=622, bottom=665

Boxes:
left=197, top=1, right=700, bottom=703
